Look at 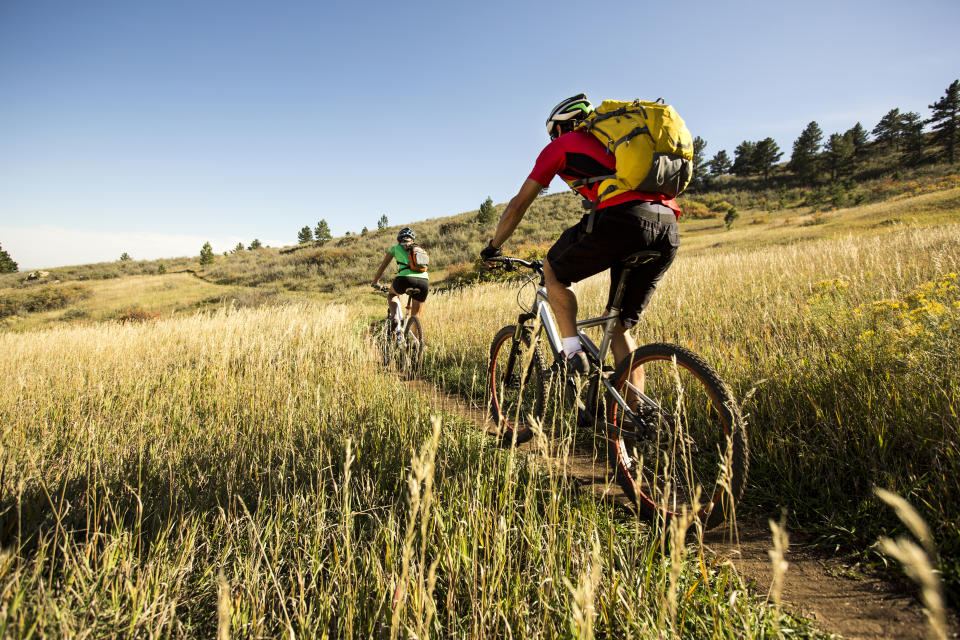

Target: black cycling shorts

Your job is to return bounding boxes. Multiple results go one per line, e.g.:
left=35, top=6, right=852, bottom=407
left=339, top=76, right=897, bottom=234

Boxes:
left=391, top=275, right=429, bottom=302
left=546, top=201, right=679, bottom=330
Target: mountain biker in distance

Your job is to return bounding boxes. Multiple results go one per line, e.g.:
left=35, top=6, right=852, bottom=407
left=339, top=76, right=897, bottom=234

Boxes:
left=372, top=227, right=429, bottom=333
left=479, top=93, right=680, bottom=381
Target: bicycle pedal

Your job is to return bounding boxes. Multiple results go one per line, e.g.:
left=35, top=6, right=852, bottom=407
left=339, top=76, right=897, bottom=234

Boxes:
left=562, top=377, right=587, bottom=412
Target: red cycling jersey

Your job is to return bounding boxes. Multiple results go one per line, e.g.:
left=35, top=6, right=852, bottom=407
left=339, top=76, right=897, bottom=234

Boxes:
left=527, top=131, right=680, bottom=216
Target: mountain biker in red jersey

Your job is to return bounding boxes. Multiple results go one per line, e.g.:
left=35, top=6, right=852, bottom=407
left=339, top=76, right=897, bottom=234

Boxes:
left=479, top=94, right=680, bottom=377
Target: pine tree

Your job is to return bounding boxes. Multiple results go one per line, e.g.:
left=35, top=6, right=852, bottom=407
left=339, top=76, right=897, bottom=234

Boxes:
left=708, top=150, right=732, bottom=176
left=927, top=79, right=960, bottom=163
left=298, top=226, right=313, bottom=244
left=361, top=226, right=368, bottom=236
left=233, top=242, right=244, bottom=253
left=753, top=137, right=782, bottom=182
left=0, top=243, right=17, bottom=273
left=315, top=219, right=332, bottom=245
left=157, top=263, right=167, bottom=275
left=199, top=242, right=215, bottom=265
left=824, top=132, right=855, bottom=180
left=119, top=252, right=131, bottom=261
left=900, top=112, right=926, bottom=166
left=476, top=196, right=496, bottom=225
left=377, top=214, right=389, bottom=230
left=732, top=141, right=757, bottom=177
left=248, top=239, right=262, bottom=250
left=873, top=108, right=902, bottom=150
left=790, top=121, right=823, bottom=183
left=846, top=122, right=870, bottom=159
left=691, top=136, right=708, bottom=187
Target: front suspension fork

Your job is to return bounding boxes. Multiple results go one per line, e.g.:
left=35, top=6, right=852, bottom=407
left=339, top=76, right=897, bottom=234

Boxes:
left=504, top=313, right=538, bottom=383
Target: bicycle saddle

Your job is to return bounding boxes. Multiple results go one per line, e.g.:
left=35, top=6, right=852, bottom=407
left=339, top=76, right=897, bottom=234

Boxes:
left=621, top=250, right=662, bottom=266
left=405, top=287, right=420, bottom=295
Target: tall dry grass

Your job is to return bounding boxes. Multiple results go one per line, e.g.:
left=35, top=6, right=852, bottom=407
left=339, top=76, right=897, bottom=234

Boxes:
left=0, top=303, right=817, bottom=637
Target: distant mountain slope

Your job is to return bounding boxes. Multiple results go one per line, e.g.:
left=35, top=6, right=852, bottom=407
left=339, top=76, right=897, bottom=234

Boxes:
left=2, top=166, right=956, bottom=327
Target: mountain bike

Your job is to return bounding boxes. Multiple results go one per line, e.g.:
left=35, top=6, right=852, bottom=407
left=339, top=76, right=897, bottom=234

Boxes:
left=374, top=284, right=424, bottom=376
left=486, top=253, right=748, bottom=528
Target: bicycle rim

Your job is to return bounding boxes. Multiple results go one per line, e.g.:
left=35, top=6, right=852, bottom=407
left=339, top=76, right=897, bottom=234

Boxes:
left=378, top=318, right=393, bottom=367
left=607, top=343, right=748, bottom=528
left=402, top=317, right=423, bottom=375
left=488, top=325, right=546, bottom=445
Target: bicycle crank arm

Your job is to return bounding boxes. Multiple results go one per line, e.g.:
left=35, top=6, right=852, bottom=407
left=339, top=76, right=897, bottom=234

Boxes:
left=601, top=421, right=656, bottom=441
left=599, top=377, right=675, bottom=442
left=599, top=378, right=655, bottom=428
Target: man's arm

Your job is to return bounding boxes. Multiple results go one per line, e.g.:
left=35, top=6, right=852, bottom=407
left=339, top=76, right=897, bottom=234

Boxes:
left=489, top=178, right=543, bottom=248
left=372, top=251, right=393, bottom=285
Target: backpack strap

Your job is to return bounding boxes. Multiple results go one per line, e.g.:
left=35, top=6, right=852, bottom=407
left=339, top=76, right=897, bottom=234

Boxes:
left=586, top=185, right=618, bottom=233
left=570, top=175, right=614, bottom=189
left=613, top=126, right=655, bottom=147
left=398, top=243, right=419, bottom=270
left=568, top=177, right=617, bottom=234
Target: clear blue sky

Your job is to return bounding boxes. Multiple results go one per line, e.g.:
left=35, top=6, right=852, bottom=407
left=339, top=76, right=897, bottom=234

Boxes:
left=2, top=0, right=958, bottom=269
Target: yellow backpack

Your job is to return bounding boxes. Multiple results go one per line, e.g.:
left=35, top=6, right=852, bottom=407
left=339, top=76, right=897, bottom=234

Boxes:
left=575, top=98, right=694, bottom=205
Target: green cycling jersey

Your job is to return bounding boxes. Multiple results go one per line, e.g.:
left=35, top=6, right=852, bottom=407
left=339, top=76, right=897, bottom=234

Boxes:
left=390, top=244, right=428, bottom=279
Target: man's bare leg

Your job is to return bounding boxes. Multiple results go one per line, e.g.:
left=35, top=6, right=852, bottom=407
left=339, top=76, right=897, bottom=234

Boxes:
left=610, top=318, right=644, bottom=405
left=544, top=259, right=578, bottom=340
left=410, top=299, right=422, bottom=318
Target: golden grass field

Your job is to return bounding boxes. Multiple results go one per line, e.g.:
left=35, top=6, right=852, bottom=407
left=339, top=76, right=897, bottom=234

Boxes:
left=1, top=187, right=958, bottom=637
left=0, top=273, right=230, bottom=331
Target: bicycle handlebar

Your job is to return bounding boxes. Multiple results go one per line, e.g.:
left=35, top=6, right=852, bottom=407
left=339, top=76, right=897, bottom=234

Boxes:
left=486, top=255, right=543, bottom=273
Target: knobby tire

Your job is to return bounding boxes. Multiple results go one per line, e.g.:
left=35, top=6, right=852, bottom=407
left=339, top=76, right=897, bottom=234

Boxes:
left=606, top=343, right=748, bottom=529
left=487, top=325, right=548, bottom=445
left=402, top=316, right=424, bottom=376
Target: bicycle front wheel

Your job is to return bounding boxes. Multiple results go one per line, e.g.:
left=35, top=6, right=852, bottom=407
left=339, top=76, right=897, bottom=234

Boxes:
left=488, top=324, right=548, bottom=445
left=607, top=343, right=748, bottom=529
left=401, top=317, right=423, bottom=376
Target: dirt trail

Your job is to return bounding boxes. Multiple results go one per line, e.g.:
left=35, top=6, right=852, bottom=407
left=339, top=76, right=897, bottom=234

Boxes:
left=407, top=377, right=957, bottom=640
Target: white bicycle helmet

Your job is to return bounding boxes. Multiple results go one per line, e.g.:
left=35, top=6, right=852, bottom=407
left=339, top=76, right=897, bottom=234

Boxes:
left=546, top=94, right=594, bottom=139
left=397, top=227, right=415, bottom=243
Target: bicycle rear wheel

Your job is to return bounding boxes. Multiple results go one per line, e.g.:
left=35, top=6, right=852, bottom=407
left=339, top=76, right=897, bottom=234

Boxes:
left=377, top=318, right=394, bottom=367
left=606, top=343, right=748, bottom=529
left=488, top=324, right=548, bottom=445
left=401, top=317, right=423, bottom=376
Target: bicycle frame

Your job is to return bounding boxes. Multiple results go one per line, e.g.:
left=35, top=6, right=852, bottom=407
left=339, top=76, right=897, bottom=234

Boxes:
left=512, top=262, right=661, bottom=440
left=528, top=284, right=616, bottom=366
left=385, top=289, right=416, bottom=335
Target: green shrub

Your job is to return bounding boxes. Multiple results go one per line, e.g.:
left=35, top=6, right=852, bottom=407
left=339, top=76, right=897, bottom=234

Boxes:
left=724, top=208, right=740, bottom=230
left=805, top=188, right=829, bottom=210
left=679, top=199, right=716, bottom=219
left=0, top=284, right=91, bottom=318
left=828, top=182, right=848, bottom=209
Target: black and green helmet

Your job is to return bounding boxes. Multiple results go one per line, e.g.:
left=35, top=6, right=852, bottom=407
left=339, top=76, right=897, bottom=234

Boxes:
left=546, top=94, right=594, bottom=139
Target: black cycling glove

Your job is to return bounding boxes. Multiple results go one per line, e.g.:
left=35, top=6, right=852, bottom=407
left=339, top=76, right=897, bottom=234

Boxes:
left=479, top=242, right=502, bottom=262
